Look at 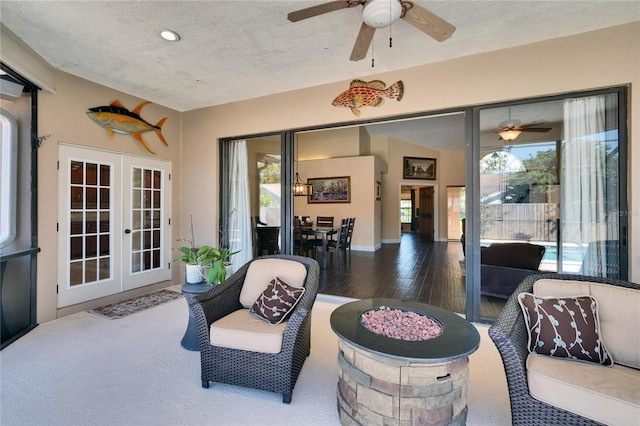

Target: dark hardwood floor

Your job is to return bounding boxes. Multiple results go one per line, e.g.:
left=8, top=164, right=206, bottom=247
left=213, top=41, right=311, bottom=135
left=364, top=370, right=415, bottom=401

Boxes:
left=316, top=232, right=506, bottom=318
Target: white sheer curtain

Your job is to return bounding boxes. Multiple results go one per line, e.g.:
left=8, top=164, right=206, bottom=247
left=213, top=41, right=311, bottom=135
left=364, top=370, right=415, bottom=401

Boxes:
left=561, top=96, right=609, bottom=275
left=227, top=140, right=253, bottom=269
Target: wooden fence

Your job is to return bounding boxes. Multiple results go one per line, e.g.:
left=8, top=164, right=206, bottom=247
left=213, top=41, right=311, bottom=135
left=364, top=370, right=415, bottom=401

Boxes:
left=481, top=203, right=558, bottom=242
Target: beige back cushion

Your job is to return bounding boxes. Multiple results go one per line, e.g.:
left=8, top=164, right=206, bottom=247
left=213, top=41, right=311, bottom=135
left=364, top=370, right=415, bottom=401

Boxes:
left=239, top=259, right=307, bottom=308
left=534, top=279, right=640, bottom=369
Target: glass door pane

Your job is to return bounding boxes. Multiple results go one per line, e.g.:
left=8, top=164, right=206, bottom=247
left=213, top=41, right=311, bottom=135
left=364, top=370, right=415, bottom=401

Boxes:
left=561, top=93, right=621, bottom=278
left=129, top=166, right=163, bottom=273
left=478, top=93, right=624, bottom=318
left=246, top=136, right=282, bottom=258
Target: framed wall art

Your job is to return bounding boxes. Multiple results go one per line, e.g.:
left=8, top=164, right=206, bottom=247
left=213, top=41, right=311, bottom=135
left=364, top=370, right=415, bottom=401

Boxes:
left=308, top=176, right=351, bottom=203
left=403, top=157, right=436, bottom=180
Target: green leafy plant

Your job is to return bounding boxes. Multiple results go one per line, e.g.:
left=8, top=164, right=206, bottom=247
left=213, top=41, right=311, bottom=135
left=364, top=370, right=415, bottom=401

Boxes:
left=172, top=243, right=217, bottom=266
left=173, top=214, right=240, bottom=285
left=205, top=247, right=240, bottom=285
left=173, top=244, right=238, bottom=285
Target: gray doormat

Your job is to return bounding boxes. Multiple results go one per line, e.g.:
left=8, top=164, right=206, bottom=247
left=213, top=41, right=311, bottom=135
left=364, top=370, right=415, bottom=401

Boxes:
left=88, top=289, right=182, bottom=319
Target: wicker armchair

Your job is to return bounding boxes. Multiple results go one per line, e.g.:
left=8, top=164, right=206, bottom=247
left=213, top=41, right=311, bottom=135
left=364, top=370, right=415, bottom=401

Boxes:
left=188, top=255, right=320, bottom=403
left=488, top=273, right=640, bottom=425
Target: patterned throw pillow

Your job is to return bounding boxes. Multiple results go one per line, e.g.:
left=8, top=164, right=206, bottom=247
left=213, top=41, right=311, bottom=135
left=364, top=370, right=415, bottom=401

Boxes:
left=250, top=277, right=306, bottom=325
left=518, top=293, right=613, bottom=366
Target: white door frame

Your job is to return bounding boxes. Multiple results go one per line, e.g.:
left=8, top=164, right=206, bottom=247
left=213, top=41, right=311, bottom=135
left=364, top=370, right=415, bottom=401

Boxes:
left=57, top=144, right=171, bottom=307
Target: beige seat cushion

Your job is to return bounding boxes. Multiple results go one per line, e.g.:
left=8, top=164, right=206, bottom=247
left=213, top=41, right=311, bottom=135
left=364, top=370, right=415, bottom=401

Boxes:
left=210, top=309, right=287, bottom=354
left=239, top=259, right=307, bottom=309
left=534, top=279, right=640, bottom=369
left=527, top=354, right=640, bottom=425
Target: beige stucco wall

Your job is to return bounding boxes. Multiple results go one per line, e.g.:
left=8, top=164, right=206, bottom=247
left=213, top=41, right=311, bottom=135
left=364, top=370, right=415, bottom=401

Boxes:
left=297, top=126, right=363, bottom=159
left=182, top=22, right=640, bottom=282
left=36, top=71, right=183, bottom=322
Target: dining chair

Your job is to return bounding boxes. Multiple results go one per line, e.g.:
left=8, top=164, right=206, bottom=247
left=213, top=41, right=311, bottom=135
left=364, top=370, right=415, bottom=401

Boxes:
left=314, top=218, right=349, bottom=268
left=312, top=216, right=335, bottom=245
left=316, top=216, right=334, bottom=227
left=345, top=217, right=355, bottom=261
left=293, top=219, right=314, bottom=257
left=255, top=226, right=280, bottom=255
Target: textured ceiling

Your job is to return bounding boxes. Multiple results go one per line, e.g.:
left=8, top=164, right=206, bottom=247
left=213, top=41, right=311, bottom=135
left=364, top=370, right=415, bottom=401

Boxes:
left=1, top=1, right=639, bottom=113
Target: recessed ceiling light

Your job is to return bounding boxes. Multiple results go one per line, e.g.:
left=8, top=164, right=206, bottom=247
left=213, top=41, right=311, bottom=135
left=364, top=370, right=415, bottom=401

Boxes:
left=160, top=30, right=180, bottom=42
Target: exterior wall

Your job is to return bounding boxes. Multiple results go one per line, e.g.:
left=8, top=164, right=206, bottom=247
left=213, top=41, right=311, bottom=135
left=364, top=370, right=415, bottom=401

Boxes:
left=36, top=71, right=182, bottom=322
left=182, top=23, right=640, bottom=283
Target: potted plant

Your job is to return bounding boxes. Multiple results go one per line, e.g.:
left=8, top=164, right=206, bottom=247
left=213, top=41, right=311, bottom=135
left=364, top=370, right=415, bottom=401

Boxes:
left=205, top=247, right=240, bottom=285
left=172, top=243, right=217, bottom=284
left=174, top=213, right=240, bottom=285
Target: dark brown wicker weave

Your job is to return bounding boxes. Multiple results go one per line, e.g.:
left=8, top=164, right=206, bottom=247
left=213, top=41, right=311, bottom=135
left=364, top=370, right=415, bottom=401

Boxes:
left=488, top=273, right=640, bottom=426
left=188, top=254, right=320, bottom=403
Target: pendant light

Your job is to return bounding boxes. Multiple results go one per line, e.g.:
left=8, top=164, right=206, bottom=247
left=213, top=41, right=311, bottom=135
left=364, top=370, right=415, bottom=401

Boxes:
left=293, top=139, right=312, bottom=196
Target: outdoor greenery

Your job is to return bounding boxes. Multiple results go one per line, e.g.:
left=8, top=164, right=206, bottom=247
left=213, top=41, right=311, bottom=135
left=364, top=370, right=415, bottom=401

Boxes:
left=259, top=159, right=281, bottom=183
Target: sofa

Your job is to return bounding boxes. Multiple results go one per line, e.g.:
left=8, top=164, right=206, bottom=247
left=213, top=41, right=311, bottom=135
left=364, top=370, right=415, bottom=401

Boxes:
left=481, top=242, right=546, bottom=299
left=489, top=273, right=640, bottom=425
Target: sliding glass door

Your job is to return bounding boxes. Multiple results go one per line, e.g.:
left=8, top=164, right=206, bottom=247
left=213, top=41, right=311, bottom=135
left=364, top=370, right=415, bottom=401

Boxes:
left=220, top=134, right=283, bottom=267
left=476, top=88, right=627, bottom=319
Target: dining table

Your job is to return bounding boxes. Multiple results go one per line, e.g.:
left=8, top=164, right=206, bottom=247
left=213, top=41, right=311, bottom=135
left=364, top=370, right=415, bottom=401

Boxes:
left=301, top=226, right=337, bottom=269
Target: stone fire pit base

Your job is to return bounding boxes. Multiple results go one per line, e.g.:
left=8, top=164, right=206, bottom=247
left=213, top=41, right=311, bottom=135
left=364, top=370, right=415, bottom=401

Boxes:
left=337, top=339, right=469, bottom=426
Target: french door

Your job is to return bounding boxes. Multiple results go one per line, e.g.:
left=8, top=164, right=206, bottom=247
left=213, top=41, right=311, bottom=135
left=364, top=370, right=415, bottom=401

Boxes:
left=57, top=145, right=171, bottom=307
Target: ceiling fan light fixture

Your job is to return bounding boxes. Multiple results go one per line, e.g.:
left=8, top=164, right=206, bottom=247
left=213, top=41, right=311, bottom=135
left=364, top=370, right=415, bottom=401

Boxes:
left=498, top=129, right=522, bottom=141
left=362, top=0, right=402, bottom=28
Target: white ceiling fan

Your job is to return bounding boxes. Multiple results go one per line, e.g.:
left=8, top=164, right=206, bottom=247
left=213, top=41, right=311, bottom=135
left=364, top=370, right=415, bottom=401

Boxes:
left=287, top=0, right=456, bottom=61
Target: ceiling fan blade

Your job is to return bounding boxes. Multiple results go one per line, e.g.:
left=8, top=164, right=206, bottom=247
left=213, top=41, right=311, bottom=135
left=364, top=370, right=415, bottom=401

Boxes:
left=402, top=4, right=455, bottom=42
left=521, top=127, right=552, bottom=133
left=287, top=0, right=350, bottom=22
left=350, top=23, right=376, bottom=61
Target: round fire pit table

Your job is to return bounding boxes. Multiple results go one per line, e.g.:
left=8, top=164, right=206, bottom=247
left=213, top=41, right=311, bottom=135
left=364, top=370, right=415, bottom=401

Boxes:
left=330, top=298, right=480, bottom=426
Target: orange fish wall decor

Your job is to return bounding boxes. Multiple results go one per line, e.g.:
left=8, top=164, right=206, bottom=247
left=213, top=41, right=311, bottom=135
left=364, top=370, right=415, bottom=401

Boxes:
left=86, top=100, right=168, bottom=155
left=332, top=79, right=404, bottom=117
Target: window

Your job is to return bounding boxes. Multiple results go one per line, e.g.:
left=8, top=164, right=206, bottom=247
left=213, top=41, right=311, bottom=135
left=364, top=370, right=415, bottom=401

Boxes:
left=400, top=200, right=412, bottom=224
left=0, top=108, right=17, bottom=248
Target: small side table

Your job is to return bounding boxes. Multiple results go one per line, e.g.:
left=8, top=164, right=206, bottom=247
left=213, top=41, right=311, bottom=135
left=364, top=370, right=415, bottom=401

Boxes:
left=180, top=283, right=212, bottom=351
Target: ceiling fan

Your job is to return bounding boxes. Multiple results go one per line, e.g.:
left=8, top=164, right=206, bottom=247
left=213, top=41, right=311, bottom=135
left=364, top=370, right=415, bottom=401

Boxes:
left=287, top=0, right=456, bottom=61
left=496, top=120, right=552, bottom=141
left=495, top=107, right=552, bottom=141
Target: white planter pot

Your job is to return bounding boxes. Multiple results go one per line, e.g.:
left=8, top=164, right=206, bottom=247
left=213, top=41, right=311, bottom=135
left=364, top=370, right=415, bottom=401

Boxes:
left=224, top=263, right=234, bottom=278
left=185, top=264, right=204, bottom=284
